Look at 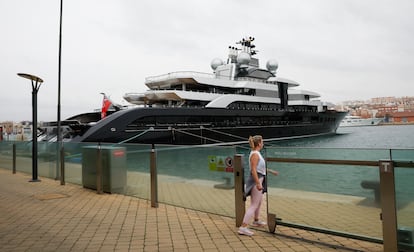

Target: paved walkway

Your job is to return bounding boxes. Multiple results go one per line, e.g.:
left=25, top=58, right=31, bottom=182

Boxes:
left=0, top=168, right=383, bottom=251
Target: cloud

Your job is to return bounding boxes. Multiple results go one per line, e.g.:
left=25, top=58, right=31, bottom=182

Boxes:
left=1, top=0, right=413, bottom=122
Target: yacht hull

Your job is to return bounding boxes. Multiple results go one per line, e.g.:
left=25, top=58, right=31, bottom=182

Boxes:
left=71, top=107, right=346, bottom=145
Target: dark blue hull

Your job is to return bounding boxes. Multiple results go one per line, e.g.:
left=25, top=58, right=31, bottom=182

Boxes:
left=70, top=107, right=347, bottom=145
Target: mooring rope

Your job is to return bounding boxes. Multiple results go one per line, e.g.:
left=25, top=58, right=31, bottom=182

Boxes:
left=114, top=128, right=153, bottom=145
left=172, top=128, right=223, bottom=144
left=202, top=127, right=246, bottom=141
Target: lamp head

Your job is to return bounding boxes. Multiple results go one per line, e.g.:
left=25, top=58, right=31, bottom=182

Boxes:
left=17, top=73, right=44, bottom=83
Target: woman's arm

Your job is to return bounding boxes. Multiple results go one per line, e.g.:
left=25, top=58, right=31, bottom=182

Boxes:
left=267, top=168, right=279, bottom=176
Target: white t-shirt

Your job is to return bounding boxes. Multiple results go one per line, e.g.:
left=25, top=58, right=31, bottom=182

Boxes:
left=249, top=150, right=266, bottom=175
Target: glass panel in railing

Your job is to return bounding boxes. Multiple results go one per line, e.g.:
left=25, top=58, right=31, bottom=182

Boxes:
left=15, top=141, right=32, bottom=174
left=123, top=143, right=152, bottom=200
left=395, top=166, right=414, bottom=250
left=156, top=145, right=236, bottom=217
left=0, top=141, right=14, bottom=170
left=390, top=149, right=414, bottom=161
left=10, top=140, right=58, bottom=178
left=392, top=149, right=414, bottom=250
left=37, top=141, right=59, bottom=179
left=63, top=142, right=84, bottom=185
left=265, top=147, right=383, bottom=240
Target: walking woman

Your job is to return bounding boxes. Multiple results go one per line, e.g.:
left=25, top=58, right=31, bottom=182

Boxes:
left=238, top=135, right=278, bottom=236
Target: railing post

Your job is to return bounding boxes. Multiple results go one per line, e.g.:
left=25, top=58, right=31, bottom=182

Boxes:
left=379, top=160, right=398, bottom=251
left=265, top=159, right=277, bottom=233
left=234, top=154, right=245, bottom=227
left=12, top=143, right=16, bottom=174
left=150, top=148, right=158, bottom=208
left=60, top=146, right=65, bottom=185
left=96, top=144, right=103, bottom=194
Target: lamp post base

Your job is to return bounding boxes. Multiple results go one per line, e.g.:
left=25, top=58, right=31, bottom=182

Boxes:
left=29, top=179, right=41, bottom=182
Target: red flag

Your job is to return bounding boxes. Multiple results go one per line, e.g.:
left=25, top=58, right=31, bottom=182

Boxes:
left=101, top=95, right=112, bottom=119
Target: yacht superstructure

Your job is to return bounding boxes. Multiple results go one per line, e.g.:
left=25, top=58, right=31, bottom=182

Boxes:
left=72, top=37, right=346, bottom=145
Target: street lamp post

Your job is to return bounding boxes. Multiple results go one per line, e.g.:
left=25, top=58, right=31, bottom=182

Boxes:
left=18, top=73, right=44, bottom=182
left=56, top=0, right=63, bottom=182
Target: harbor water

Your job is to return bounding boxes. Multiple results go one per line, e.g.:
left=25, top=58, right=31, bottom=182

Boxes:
left=135, top=124, right=414, bottom=205
left=264, top=124, right=414, bottom=205
left=273, top=124, right=414, bottom=149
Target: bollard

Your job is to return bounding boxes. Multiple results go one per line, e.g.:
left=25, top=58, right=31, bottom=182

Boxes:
left=234, top=154, right=245, bottom=227
left=12, top=143, right=16, bottom=174
left=150, top=148, right=158, bottom=208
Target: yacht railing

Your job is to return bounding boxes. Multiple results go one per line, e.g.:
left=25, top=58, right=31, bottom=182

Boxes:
left=145, top=71, right=279, bottom=84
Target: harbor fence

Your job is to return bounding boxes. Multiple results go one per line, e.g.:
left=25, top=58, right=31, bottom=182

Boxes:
left=0, top=141, right=413, bottom=251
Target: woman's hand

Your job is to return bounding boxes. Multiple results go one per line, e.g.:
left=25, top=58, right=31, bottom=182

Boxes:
left=268, top=169, right=279, bottom=176
left=256, top=183, right=263, bottom=191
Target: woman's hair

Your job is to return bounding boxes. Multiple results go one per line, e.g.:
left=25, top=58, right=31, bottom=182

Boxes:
left=249, top=135, right=262, bottom=149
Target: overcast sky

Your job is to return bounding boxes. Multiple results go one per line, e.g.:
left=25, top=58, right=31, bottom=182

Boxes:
left=1, top=0, right=413, bottom=122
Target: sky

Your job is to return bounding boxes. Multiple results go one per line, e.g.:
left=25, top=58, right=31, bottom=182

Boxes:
left=1, top=0, right=413, bottom=122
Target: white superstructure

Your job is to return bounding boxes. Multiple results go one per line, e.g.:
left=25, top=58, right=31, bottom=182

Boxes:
left=123, top=37, right=324, bottom=112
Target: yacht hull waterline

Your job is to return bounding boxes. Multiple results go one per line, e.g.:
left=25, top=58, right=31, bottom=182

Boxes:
left=64, top=37, right=347, bottom=145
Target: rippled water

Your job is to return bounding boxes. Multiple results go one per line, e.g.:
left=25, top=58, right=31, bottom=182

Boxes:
left=272, top=124, right=414, bottom=149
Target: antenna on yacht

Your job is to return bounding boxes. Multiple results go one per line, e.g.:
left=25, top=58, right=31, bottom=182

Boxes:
left=236, top=36, right=258, bottom=55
